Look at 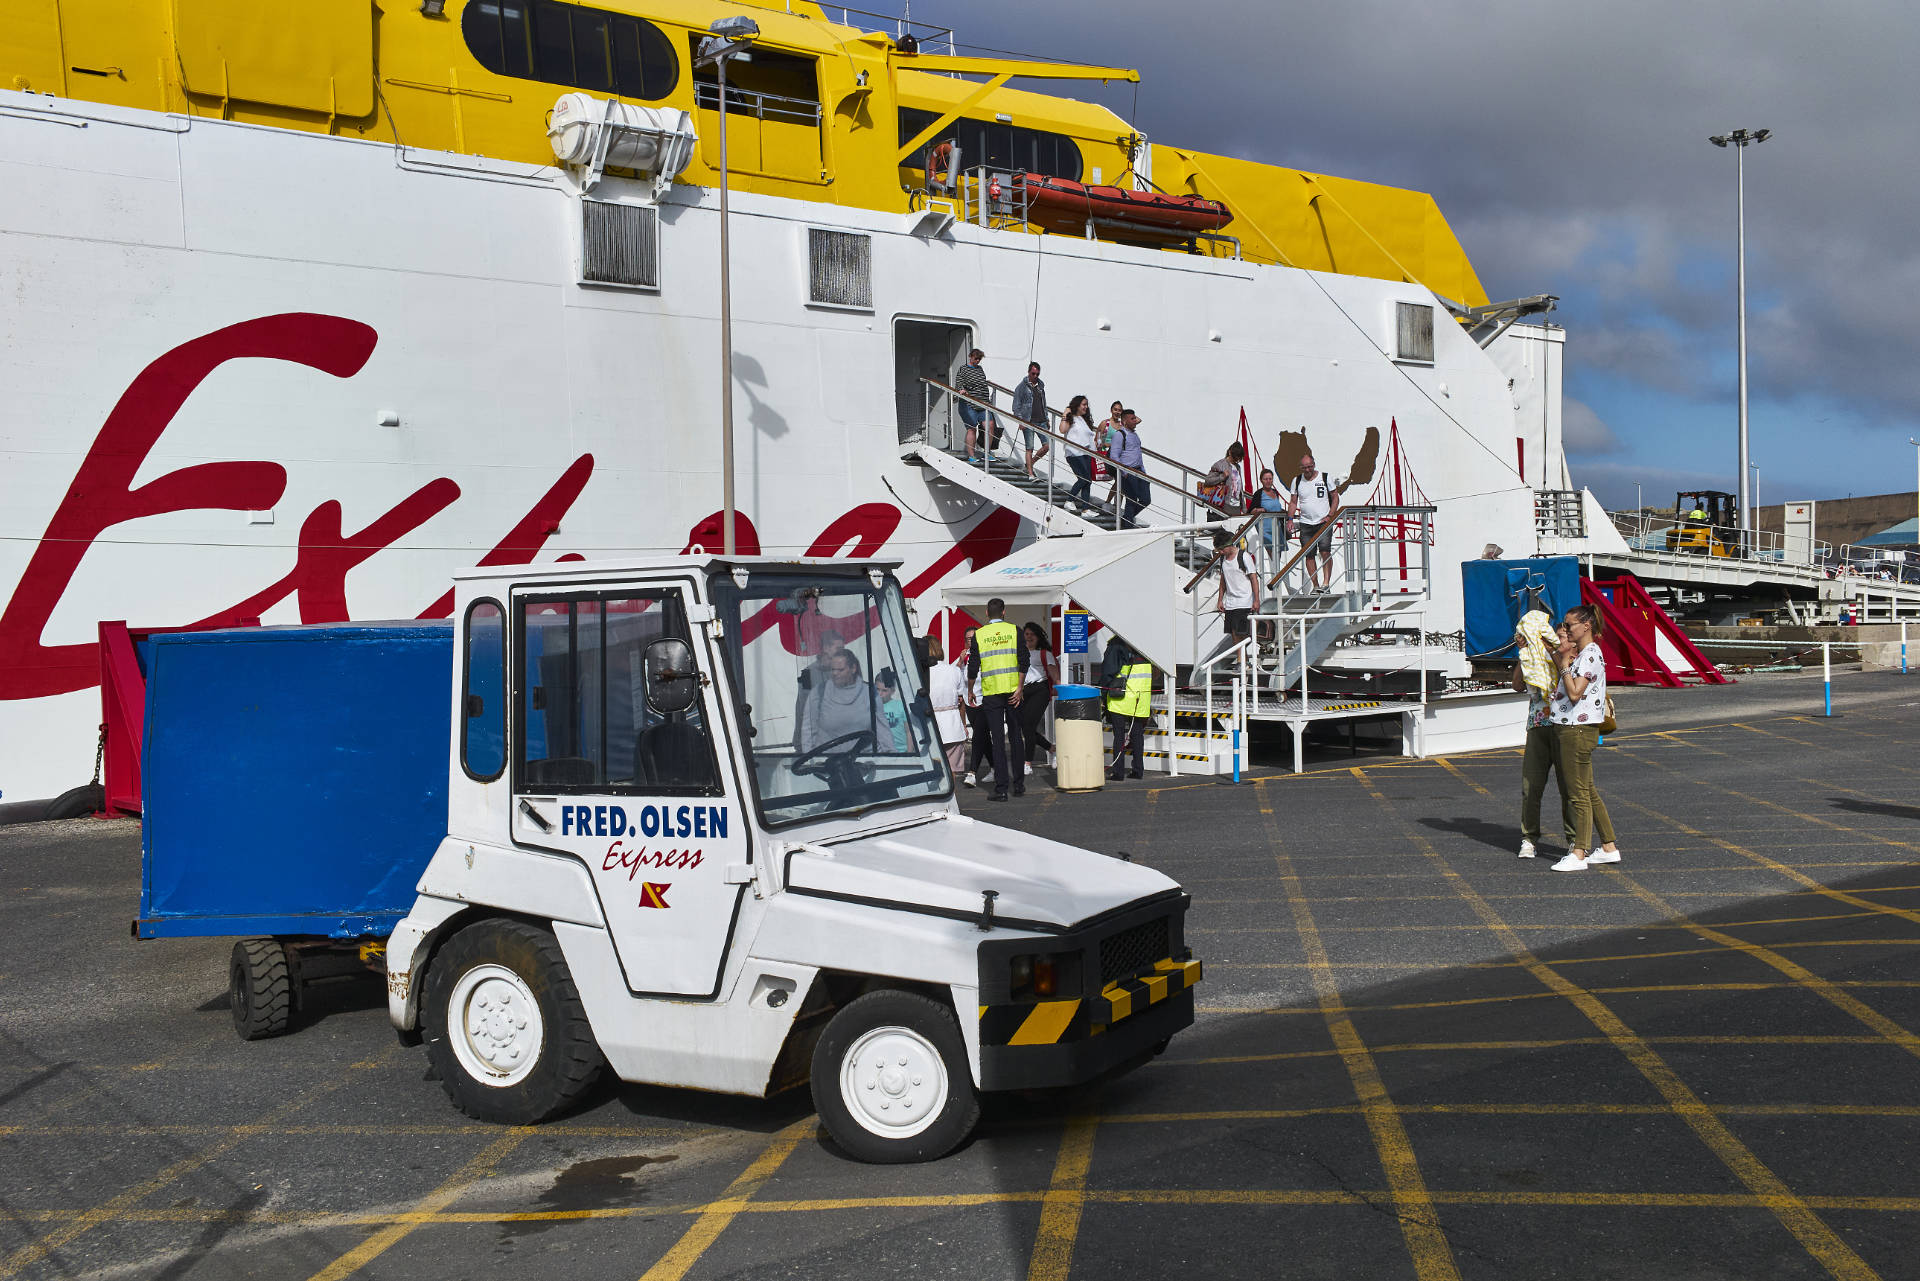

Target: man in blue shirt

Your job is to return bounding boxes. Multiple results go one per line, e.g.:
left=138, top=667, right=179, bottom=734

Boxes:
left=1010, top=362, right=1051, bottom=479
left=1110, top=409, right=1149, bottom=527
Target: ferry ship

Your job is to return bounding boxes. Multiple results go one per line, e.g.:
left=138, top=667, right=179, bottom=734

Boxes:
left=0, top=0, right=1570, bottom=802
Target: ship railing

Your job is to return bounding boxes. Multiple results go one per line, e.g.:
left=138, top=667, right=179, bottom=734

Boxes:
left=978, top=376, right=1225, bottom=506
left=692, top=81, right=823, bottom=127
left=1608, top=510, right=1830, bottom=573
left=818, top=5, right=957, bottom=55
left=919, top=376, right=1230, bottom=536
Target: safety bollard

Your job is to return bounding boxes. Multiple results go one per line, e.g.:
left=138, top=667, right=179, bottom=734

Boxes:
left=1232, top=728, right=1241, bottom=784
left=1903, top=620, right=1909, bottom=675
left=1823, top=641, right=1833, bottom=717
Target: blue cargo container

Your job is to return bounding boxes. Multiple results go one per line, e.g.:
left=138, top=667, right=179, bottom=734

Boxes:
left=137, top=622, right=453, bottom=941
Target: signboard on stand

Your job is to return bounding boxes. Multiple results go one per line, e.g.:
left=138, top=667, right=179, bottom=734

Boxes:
left=1063, top=610, right=1089, bottom=654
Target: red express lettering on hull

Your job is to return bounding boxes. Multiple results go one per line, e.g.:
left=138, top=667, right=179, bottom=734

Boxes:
left=0, top=314, right=591, bottom=701
left=0, top=317, right=1027, bottom=704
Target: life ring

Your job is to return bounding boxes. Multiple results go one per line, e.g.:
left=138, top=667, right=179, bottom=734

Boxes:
left=927, top=139, right=955, bottom=186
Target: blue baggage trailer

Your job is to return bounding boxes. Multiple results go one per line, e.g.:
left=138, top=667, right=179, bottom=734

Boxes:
left=136, top=621, right=456, bottom=1037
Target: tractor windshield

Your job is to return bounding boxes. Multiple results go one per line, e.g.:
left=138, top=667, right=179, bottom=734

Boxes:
left=709, top=569, right=949, bottom=827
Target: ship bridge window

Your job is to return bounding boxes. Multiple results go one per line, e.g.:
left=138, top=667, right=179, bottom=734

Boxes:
left=463, top=0, right=678, bottom=102
left=898, top=108, right=1083, bottom=181
left=690, top=43, right=822, bottom=125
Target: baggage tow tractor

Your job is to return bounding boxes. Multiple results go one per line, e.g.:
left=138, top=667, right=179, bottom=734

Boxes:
left=381, top=556, right=1200, bottom=1162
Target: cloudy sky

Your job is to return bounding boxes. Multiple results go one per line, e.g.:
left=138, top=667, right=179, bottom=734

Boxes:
left=916, top=0, right=1918, bottom=512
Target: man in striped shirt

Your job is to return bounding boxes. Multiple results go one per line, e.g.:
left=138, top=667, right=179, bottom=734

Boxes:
left=954, top=349, right=997, bottom=463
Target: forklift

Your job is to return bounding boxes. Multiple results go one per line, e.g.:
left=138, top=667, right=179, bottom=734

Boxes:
left=1665, top=490, right=1739, bottom=557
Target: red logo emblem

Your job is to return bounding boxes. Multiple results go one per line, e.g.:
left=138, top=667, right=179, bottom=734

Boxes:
left=638, top=883, right=672, bottom=909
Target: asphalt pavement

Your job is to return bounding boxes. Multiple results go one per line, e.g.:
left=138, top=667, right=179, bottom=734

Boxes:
left=2, top=667, right=1917, bottom=1279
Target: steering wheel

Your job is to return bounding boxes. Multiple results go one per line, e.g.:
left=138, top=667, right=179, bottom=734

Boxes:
left=789, top=731, right=875, bottom=786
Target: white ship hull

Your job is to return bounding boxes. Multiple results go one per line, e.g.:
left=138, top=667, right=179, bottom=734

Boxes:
left=0, top=90, right=1560, bottom=800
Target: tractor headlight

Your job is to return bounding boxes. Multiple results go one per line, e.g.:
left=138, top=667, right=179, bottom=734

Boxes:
left=1010, top=951, right=1077, bottom=999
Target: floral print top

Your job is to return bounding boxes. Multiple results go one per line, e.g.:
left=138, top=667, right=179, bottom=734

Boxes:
left=1549, top=642, right=1607, bottom=726
left=1526, top=688, right=1551, bottom=729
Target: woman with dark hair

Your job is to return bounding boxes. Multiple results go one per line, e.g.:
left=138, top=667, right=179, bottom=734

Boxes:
left=1548, top=604, right=1622, bottom=871
left=1061, top=395, right=1098, bottom=510
left=1018, top=621, right=1058, bottom=769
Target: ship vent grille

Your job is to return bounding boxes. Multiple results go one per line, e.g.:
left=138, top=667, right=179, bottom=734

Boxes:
left=1394, top=301, right=1435, bottom=363
left=808, top=228, right=872, bottom=309
left=580, top=201, right=660, bottom=290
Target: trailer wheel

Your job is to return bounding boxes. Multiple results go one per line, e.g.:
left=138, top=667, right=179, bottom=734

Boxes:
left=422, top=919, right=603, bottom=1125
left=229, top=938, right=294, bottom=1041
left=811, top=990, right=979, bottom=1164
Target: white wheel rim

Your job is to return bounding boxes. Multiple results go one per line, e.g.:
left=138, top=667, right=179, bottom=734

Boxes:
left=447, top=963, right=544, bottom=1088
left=839, top=1025, right=949, bottom=1140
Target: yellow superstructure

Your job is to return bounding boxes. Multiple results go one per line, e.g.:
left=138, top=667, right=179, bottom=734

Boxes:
left=2, top=0, right=1485, bottom=304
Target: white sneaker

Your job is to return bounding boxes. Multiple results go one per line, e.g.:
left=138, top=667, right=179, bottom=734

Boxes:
left=964, top=772, right=976, bottom=789
left=1587, top=848, right=1621, bottom=865
left=1517, top=840, right=1538, bottom=859
left=1551, top=852, right=1589, bottom=872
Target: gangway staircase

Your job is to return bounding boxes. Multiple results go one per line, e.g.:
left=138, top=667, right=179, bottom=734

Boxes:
left=910, top=376, right=1443, bottom=775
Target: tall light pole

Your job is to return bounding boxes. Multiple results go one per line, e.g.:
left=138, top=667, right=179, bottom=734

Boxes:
left=1709, top=127, right=1771, bottom=542
left=1909, top=437, right=1919, bottom=550
left=697, top=16, right=760, bottom=555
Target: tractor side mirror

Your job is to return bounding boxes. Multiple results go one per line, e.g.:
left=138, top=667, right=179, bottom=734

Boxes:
left=645, top=638, right=700, bottom=715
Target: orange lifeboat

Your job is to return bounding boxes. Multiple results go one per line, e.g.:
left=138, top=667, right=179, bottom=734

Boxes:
left=1014, top=172, right=1232, bottom=241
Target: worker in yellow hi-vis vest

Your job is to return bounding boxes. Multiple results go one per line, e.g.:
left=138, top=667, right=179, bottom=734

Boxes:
left=1102, top=635, right=1154, bottom=781
left=966, top=597, right=1030, bottom=800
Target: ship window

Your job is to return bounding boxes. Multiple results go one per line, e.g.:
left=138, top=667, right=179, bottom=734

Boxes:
left=463, top=0, right=678, bottom=102
left=898, top=108, right=1083, bottom=181
left=1395, top=301, right=1435, bottom=364
left=808, top=229, right=872, bottom=309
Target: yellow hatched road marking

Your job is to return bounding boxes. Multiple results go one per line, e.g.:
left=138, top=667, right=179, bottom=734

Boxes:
left=1257, top=781, right=1461, bottom=1281
left=1610, top=776, right=1920, bottom=930
left=1010, top=1000, right=1081, bottom=1046
left=1026, top=1116, right=1097, bottom=1281
left=638, top=1116, right=812, bottom=1281
left=1423, top=749, right=1920, bottom=1061
left=1353, top=766, right=1881, bottom=1281
left=1599, top=867, right=1920, bottom=1061
left=307, top=1127, right=533, bottom=1281
left=0, top=1054, right=380, bottom=1281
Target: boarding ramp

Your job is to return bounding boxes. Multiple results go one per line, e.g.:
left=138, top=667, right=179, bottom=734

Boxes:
left=914, top=379, right=1446, bottom=774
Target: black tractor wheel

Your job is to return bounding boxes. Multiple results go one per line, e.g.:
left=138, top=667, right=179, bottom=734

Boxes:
left=811, top=989, right=980, bottom=1164
left=229, top=938, right=295, bottom=1040
left=421, top=919, right=604, bottom=1125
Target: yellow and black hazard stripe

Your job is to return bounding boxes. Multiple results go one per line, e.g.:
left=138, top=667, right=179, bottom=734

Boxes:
left=978, top=955, right=1202, bottom=1046
left=1093, top=957, right=1202, bottom=1032
left=978, top=998, right=1089, bottom=1047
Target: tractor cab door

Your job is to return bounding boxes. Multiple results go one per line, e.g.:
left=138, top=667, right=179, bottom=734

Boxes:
left=507, top=581, right=749, bottom=1000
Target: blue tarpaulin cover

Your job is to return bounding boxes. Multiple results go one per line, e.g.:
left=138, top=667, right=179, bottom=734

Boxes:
left=1461, top=557, right=1581, bottom=659
left=139, top=622, right=452, bottom=939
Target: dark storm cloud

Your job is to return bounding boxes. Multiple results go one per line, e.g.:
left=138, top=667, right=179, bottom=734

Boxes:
left=923, top=0, right=1919, bottom=418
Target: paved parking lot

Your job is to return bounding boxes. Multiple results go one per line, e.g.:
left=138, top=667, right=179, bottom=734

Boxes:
left=3, top=669, right=1918, bottom=1279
